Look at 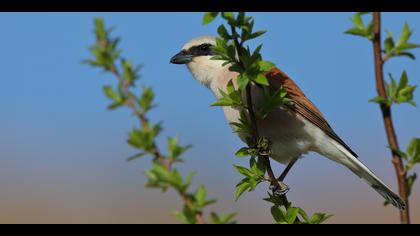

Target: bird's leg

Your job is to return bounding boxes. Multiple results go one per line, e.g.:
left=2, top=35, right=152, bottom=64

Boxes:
left=257, top=137, right=297, bottom=196
left=269, top=158, right=299, bottom=196
left=278, top=158, right=298, bottom=182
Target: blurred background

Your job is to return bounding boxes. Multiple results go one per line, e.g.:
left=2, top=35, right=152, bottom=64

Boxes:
left=0, top=12, right=419, bottom=224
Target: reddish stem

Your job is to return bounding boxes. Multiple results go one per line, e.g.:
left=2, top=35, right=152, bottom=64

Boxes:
left=372, top=12, right=410, bottom=224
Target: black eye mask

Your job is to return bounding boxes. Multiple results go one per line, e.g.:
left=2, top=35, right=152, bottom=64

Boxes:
left=187, top=43, right=216, bottom=56
left=170, top=43, right=216, bottom=65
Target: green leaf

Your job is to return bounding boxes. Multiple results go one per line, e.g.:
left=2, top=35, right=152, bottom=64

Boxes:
left=151, top=122, right=163, bottom=137
left=237, top=74, right=250, bottom=90
left=384, top=71, right=418, bottom=106
left=226, top=80, right=235, bottom=94
left=167, top=137, right=192, bottom=162
left=389, top=75, right=397, bottom=97
left=194, top=185, right=207, bottom=208
left=138, top=86, right=155, bottom=112
left=150, top=163, right=170, bottom=180
left=345, top=28, right=369, bottom=38
left=230, top=112, right=253, bottom=136
left=382, top=22, right=420, bottom=61
left=285, top=207, right=300, bottom=224
left=395, top=51, right=417, bottom=60
left=107, top=101, right=124, bottom=110
left=226, top=44, right=237, bottom=62
left=221, top=12, right=235, bottom=24
left=211, top=82, right=242, bottom=107
left=248, top=30, right=267, bottom=40
left=407, top=138, right=420, bottom=165
left=144, top=162, right=176, bottom=191
left=94, top=17, right=107, bottom=41
left=185, top=172, right=196, bottom=188
left=168, top=169, right=185, bottom=191
left=259, top=86, right=290, bottom=118
left=193, top=185, right=217, bottom=209
left=103, top=85, right=121, bottom=102
left=250, top=157, right=266, bottom=177
left=407, top=173, right=417, bottom=196
left=211, top=90, right=241, bottom=107
left=202, top=12, right=218, bottom=25
left=297, top=208, right=310, bottom=222
left=171, top=211, right=191, bottom=224
left=271, top=206, right=287, bottom=224
left=352, top=13, right=364, bottom=29
left=344, top=12, right=373, bottom=40
left=384, top=31, right=395, bottom=56
left=234, top=180, right=250, bottom=201
left=396, top=43, right=420, bottom=51
left=211, top=94, right=233, bottom=107
left=397, top=22, right=412, bottom=48
left=236, top=12, right=246, bottom=25
left=254, top=74, right=269, bottom=86
left=235, top=147, right=250, bottom=157
left=308, top=212, right=333, bottom=224
left=407, top=138, right=419, bottom=159
left=215, top=37, right=228, bottom=54
left=397, top=85, right=416, bottom=105
left=258, top=60, right=275, bottom=72
left=263, top=191, right=285, bottom=206
left=127, top=127, right=158, bottom=153
left=233, top=160, right=266, bottom=199
left=387, top=146, right=408, bottom=160
left=397, top=70, right=408, bottom=91
left=366, top=21, right=374, bottom=40
left=217, top=25, right=230, bottom=39
left=368, top=96, right=390, bottom=106
left=121, top=59, right=139, bottom=84
left=233, top=165, right=253, bottom=178
left=126, top=152, right=146, bottom=162
left=172, top=208, right=196, bottom=224
left=210, top=212, right=236, bottom=224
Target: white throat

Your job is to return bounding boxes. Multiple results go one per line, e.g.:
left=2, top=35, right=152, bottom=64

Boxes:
left=186, top=56, right=229, bottom=90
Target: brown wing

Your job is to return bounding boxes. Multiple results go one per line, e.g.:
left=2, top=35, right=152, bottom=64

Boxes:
left=264, top=67, right=358, bottom=158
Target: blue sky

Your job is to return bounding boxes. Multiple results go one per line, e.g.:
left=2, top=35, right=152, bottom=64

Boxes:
left=0, top=12, right=419, bottom=223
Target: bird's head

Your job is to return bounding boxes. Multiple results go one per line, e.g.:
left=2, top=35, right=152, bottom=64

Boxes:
left=170, top=36, right=230, bottom=88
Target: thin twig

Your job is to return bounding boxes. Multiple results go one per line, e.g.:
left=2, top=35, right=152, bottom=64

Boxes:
left=372, top=12, right=410, bottom=224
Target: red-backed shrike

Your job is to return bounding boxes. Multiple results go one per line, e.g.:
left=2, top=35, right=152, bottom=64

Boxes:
left=170, top=36, right=405, bottom=210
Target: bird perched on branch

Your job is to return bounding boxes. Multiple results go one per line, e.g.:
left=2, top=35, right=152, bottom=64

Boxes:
left=170, top=35, right=405, bottom=210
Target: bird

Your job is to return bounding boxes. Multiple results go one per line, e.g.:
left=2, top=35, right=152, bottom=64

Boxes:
left=170, top=35, right=405, bottom=210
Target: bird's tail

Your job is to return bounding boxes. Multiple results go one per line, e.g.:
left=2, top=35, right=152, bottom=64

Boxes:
left=328, top=141, right=406, bottom=210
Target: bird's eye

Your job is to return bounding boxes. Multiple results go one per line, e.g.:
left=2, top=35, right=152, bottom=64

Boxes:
left=199, top=44, right=210, bottom=53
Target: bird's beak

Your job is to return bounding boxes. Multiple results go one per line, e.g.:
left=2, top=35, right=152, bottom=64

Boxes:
left=170, top=50, right=193, bottom=64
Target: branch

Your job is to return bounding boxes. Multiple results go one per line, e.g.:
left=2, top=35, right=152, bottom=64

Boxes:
left=230, top=25, right=292, bottom=209
left=89, top=21, right=206, bottom=223
left=110, top=60, right=205, bottom=225
left=109, top=65, right=170, bottom=167
left=206, top=12, right=330, bottom=224
left=372, top=12, right=410, bottom=224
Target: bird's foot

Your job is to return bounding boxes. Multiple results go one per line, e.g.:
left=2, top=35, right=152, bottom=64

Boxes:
left=269, top=181, right=290, bottom=195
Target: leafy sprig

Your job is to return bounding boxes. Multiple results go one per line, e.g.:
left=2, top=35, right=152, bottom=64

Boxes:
left=346, top=12, right=419, bottom=221
left=369, top=71, right=417, bottom=107
left=87, top=17, right=235, bottom=224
